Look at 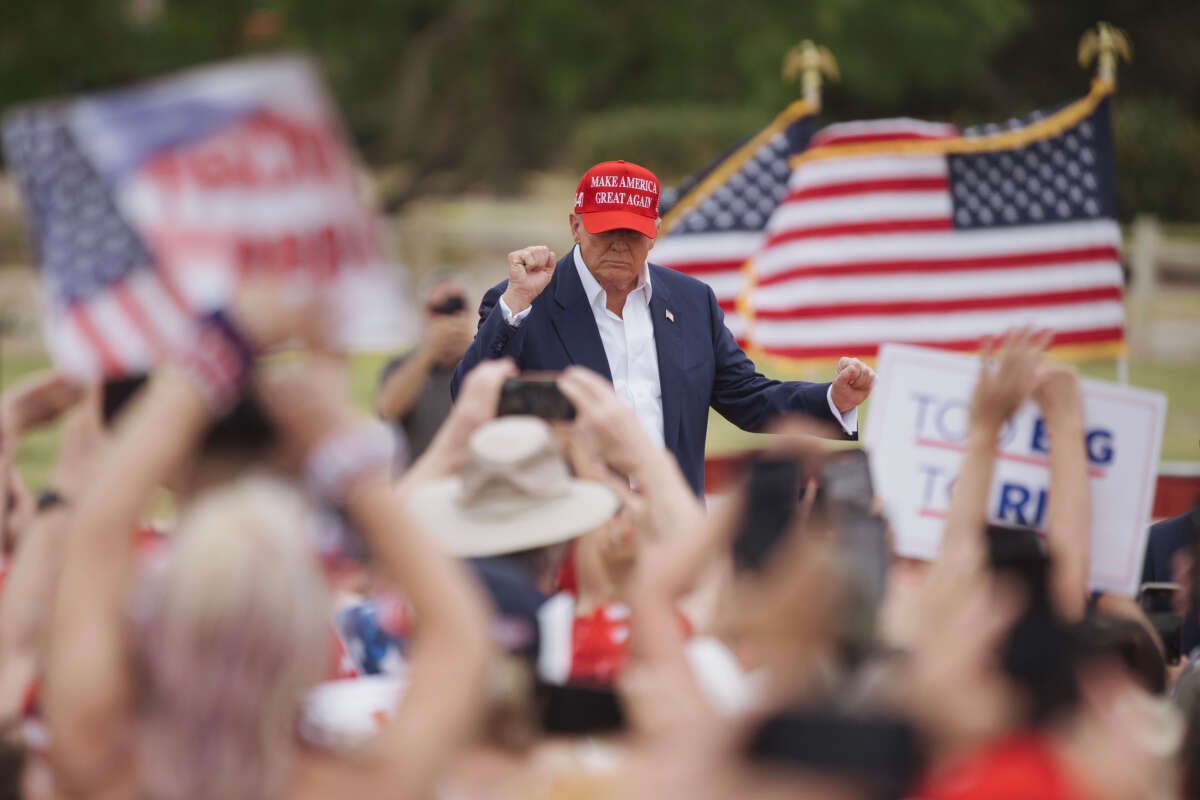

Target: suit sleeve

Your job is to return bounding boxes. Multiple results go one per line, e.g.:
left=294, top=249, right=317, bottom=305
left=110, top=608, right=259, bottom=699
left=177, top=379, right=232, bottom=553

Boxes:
left=450, top=280, right=527, bottom=398
left=706, top=285, right=851, bottom=438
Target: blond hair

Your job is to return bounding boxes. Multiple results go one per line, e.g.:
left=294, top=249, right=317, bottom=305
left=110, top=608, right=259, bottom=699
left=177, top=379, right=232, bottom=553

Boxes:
left=129, top=476, right=329, bottom=800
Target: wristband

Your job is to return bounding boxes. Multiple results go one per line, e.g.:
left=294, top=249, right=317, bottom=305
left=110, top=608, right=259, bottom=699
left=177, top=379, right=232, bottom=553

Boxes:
left=304, top=427, right=393, bottom=508
left=175, top=309, right=255, bottom=414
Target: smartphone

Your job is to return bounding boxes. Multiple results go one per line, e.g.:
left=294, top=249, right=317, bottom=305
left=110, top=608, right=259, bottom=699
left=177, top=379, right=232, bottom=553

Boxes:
left=536, top=682, right=626, bottom=735
left=497, top=376, right=575, bottom=421
left=817, top=451, right=889, bottom=660
left=820, top=451, right=887, bottom=605
left=732, top=457, right=800, bottom=572
left=1139, top=581, right=1183, bottom=665
left=746, top=709, right=921, bottom=800
left=428, top=295, right=466, bottom=315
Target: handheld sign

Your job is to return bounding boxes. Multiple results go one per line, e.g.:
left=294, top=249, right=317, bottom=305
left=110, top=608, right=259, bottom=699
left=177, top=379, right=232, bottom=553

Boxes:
left=864, top=343, right=1166, bottom=596
left=2, top=55, right=409, bottom=379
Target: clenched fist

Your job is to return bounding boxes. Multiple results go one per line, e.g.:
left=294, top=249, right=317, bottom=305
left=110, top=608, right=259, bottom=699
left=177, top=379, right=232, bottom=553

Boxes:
left=500, top=245, right=557, bottom=316
left=830, top=356, right=877, bottom=414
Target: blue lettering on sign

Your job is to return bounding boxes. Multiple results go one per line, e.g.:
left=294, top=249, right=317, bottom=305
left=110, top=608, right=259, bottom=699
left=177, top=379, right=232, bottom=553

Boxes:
left=997, top=483, right=1032, bottom=525
left=1028, top=418, right=1114, bottom=467
left=1030, top=417, right=1049, bottom=455
left=995, top=482, right=1049, bottom=528
left=1086, top=429, right=1114, bottom=465
left=935, top=400, right=969, bottom=443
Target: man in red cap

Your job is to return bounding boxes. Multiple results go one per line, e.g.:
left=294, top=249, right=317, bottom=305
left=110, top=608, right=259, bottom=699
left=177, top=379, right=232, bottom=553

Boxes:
left=452, top=160, right=874, bottom=495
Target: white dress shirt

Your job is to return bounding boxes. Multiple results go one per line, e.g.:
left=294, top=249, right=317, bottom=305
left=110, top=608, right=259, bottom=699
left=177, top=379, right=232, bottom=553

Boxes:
left=498, top=244, right=856, bottom=442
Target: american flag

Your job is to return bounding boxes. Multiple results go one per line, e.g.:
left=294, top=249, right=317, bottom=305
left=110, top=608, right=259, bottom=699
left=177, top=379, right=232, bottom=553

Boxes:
left=3, top=57, right=408, bottom=379
left=3, top=107, right=192, bottom=378
left=745, top=82, right=1125, bottom=361
left=651, top=101, right=817, bottom=343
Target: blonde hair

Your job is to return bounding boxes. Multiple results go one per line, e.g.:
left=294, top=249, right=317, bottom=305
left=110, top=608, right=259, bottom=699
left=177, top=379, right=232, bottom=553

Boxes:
left=129, top=476, right=329, bottom=800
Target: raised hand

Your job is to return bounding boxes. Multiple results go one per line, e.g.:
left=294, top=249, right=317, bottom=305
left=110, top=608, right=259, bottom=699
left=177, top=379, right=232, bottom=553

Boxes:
left=500, top=245, right=556, bottom=315
left=1032, top=360, right=1083, bottom=421
left=557, top=365, right=652, bottom=477
left=830, top=356, right=876, bottom=414
left=970, top=327, right=1053, bottom=430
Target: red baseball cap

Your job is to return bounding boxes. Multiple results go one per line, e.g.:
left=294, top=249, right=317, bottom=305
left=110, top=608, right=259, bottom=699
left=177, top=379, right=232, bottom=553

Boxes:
left=573, top=160, right=660, bottom=239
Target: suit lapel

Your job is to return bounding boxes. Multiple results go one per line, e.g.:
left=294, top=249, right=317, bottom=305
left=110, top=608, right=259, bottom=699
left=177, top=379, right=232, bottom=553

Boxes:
left=648, top=268, right=684, bottom=454
left=550, top=252, right=613, bottom=381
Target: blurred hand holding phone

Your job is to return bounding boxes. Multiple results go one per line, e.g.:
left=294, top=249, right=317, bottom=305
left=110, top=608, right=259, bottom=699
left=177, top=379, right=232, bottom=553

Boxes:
left=732, top=448, right=889, bottom=661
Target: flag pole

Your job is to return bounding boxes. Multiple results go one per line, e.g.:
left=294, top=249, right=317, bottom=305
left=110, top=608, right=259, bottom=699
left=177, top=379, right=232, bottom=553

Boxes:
left=1078, top=22, right=1132, bottom=88
left=1080, top=22, right=1132, bottom=384
left=782, top=40, right=839, bottom=112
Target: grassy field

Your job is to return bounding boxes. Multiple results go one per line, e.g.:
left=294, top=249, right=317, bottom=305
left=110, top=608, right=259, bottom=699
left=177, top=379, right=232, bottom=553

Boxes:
left=3, top=341, right=1197, bottom=492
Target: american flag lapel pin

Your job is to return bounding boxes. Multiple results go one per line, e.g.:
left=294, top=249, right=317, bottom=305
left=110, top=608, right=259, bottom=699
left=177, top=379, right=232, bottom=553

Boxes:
left=665, top=309, right=675, bottom=323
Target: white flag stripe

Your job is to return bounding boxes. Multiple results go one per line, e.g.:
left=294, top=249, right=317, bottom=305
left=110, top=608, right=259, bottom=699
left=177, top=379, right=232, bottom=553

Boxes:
left=128, top=270, right=192, bottom=349
left=46, top=313, right=100, bottom=380
left=86, top=291, right=155, bottom=370
left=701, top=271, right=748, bottom=301
left=650, top=231, right=762, bottom=262
left=767, top=191, right=951, bottom=233
left=756, top=219, right=1122, bottom=277
left=811, top=118, right=957, bottom=144
left=788, top=155, right=948, bottom=191
left=753, top=261, right=1123, bottom=310
left=753, top=301, right=1125, bottom=347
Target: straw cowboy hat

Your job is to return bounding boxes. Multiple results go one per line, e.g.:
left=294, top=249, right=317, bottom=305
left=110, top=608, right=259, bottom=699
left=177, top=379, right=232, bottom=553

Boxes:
left=408, top=416, right=618, bottom=557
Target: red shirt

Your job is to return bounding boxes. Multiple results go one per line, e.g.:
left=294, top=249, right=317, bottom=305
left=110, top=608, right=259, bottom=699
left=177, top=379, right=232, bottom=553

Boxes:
left=913, top=734, right=1084, bottom=800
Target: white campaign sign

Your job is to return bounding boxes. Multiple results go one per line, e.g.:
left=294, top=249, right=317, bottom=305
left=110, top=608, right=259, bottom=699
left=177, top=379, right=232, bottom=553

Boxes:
left=864, top=343, right=1166, bottom=596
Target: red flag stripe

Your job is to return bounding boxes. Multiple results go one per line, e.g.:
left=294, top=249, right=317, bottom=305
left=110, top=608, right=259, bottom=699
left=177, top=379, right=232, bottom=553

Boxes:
left=112, top=282, right=169, bottom=357
left=764, top=218, right=952, bottom=249
left=69, top=306, right=126, bottom=377
left=759, top=326, right=1125, bottom=360
left=668, top=259, right=747, bottom=277
left=754, top=285, right=1123, bottom=320
left=784, top=176, right=949, bottom=203
left=758, top=245, right=1122, bottom=285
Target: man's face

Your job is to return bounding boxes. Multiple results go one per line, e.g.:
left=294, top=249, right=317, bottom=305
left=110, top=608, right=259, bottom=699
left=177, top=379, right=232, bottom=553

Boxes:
left=570, top=214, right=658, bottom=292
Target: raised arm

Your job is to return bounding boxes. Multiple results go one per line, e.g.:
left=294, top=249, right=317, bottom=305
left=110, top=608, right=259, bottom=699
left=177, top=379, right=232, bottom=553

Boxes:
left=450, top=246, right=557, bottom=397
left=0, top=389, right=101, bottom=726
left=923, top=329, right=1051, bottom=604
left=44, top=368, right=215, bottom=780
left=1033, top=364, right=1091, bottom=620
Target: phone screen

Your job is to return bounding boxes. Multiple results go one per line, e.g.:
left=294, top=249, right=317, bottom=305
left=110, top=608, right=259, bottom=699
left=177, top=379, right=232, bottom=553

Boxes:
left=497, top=377, right=576, bottom=421
left=733, top=457, right=800, bottom=572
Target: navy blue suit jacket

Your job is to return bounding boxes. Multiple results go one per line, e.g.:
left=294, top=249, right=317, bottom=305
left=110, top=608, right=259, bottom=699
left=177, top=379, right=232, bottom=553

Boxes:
left=1141, top=510, right=1200, bottom=652
left=451, top=252, right=849, bottom=495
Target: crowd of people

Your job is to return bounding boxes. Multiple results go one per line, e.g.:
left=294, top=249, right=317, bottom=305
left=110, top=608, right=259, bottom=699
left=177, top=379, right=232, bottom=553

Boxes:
left=0, top=158, right=1196, bottom=799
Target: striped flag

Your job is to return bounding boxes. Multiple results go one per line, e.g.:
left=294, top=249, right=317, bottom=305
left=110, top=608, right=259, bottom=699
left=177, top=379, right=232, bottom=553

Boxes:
left=2, top=57, right=406, bottom=380
left=746, top=81, right=1125, bottom=362
left=651, top=101, right=817, bottom=343
left=3, top=105, right=196, bottom=379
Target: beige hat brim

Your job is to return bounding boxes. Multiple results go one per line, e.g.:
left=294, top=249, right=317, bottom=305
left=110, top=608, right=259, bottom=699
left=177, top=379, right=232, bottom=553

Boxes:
left=407, top=477, right=620, bottom=558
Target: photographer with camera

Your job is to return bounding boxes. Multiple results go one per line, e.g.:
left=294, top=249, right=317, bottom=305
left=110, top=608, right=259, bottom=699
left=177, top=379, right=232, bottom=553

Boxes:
left=376, top=276, right=476, bottom=462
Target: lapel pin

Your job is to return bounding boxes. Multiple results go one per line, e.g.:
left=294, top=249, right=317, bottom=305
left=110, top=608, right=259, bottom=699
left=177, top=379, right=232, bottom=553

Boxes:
left=665, top=309, right=675, bottom=323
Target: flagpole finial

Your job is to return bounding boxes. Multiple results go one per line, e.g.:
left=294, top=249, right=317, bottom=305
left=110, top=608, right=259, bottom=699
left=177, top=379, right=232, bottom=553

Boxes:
left=1078, top=22, right=1131, bottom=87
left=782, top=40, right=839, bottom=110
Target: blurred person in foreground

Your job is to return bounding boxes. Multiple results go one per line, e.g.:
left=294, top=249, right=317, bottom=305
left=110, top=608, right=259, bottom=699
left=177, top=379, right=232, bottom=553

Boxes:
left=451, top=160, right=876, bottom=496
left=39, top=288, right=495, bottom=800
left=376, top=275, right=476, bottom=463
